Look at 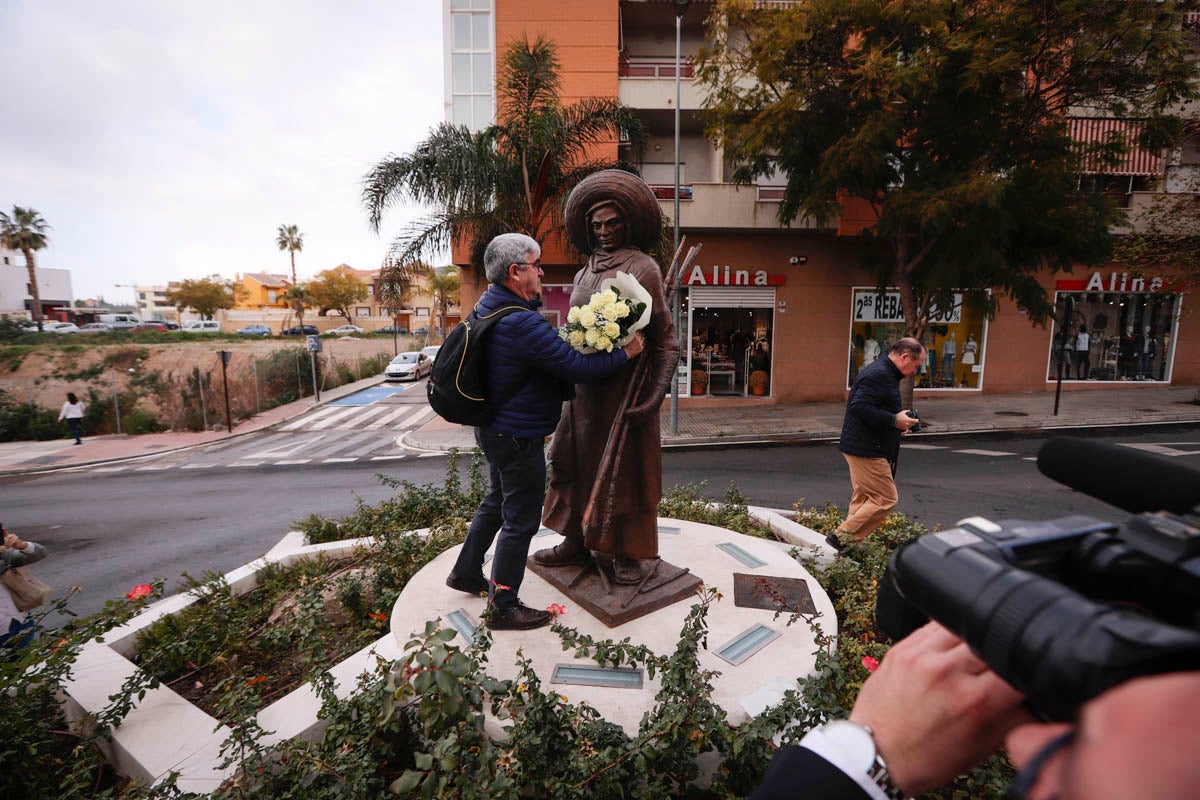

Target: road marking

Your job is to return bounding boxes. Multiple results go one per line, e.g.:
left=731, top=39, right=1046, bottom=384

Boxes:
left=230, top=462, right=265, bottom=468
left=276, top=459, right=312, bottom=465
left=304, top=430, right=380, bottom=459
left=93, top=467, right=129, bottom=473
left=418, top=452, right=442, bottom=458
left=182, top=463, right=217, bottom=469
left=1023, top=456, right=1037, bottom=461
left=278, top=406, right=345, bottom=431
left=247, top=433, right=325, bottom=459
left=954, top=449, right=1018, bottom=457
left=307, top=406, right=369, bottom=431
left=135, top=465, right=171, bottom=471
left=322, top=457, right=357, bottom=463
left=1121, top=442, right=1200, bottom=457
left=371, top=454, right=408, bottom=461
left=901, top=443, right=946, bottom=450
left=365, top=406, right=418, bottom=430
left=398, top=406, right=434, bottom=428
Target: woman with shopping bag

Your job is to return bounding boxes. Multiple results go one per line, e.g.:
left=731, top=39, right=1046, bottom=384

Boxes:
left=1, top=525, right=49, bottom=651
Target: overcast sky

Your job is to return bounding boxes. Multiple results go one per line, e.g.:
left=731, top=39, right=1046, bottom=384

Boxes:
left=0, top=1, right=445, bottom=304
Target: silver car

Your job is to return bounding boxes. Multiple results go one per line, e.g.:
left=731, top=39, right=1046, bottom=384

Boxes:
left=385, top=351, right=432, bottom=381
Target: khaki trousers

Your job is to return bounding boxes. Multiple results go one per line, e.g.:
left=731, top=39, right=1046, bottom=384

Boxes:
left=838, top=453, right=898, bottom=541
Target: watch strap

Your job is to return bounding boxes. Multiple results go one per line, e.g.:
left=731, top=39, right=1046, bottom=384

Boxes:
left=862, top=724, right=907, bottom=800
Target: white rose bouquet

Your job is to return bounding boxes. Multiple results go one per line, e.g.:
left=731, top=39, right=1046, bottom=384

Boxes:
left=557, top=271, right=652, bottom=353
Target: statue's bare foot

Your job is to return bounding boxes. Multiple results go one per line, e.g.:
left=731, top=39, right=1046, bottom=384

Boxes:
left=532, top=537, right=591, bottom=567
left=613, top=558, right=647, bottom=585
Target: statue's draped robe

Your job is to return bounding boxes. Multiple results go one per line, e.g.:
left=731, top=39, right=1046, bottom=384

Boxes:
left=542, top=247, right=680, bottom=560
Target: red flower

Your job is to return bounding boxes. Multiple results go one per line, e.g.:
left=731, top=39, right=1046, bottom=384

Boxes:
left=492, top=579, right=512, bottom=591
left=546, top=603, right=567, bottom=619
left=861, top=655, right=880, bottom=673
left=368, top=612, right=389, bottom=622
left=246, top=675, right=268, bottom=687
left=125, top=584, right=153, bottom=601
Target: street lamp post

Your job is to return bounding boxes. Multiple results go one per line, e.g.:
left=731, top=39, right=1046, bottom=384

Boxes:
left=669, top=0, right=691, bottom=436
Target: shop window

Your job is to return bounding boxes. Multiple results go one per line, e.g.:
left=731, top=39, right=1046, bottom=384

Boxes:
left=848, top=288, right=988, bottom=390
left=685, top=292, right=775, bottom=397
left=355, top=307, right=371, bottom=317
left=1047, top=290, right=1179, bottom=382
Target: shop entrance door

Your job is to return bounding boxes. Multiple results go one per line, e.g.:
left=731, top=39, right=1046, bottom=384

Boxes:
left=687, top=287, right=776, bottom=397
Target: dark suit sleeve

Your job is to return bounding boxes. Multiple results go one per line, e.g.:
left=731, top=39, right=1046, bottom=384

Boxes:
left=751, top=745, right=874, bottom=800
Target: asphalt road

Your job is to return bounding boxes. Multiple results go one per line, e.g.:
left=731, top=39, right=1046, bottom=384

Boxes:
left=1, top=424, right=1195, bottom=625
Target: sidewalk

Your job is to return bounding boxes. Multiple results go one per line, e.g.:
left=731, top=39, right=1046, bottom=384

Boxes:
left=1, top=380, right=1197, bottom=474
left=403, top=384, right=1200, bottom=452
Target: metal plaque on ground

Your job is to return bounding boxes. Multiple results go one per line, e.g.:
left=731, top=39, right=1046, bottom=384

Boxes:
left=732, top=573, right=817, bottom=615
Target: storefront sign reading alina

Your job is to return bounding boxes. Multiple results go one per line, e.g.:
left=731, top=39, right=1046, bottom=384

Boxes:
left=1056, top=271, right=1167, bottom=293
left=685, top=265, right=786, bottom=286
left=853, top=289, right=962, bottom=324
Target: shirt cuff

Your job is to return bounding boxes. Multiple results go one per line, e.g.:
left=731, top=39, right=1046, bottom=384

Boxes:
left=800, top=727, right=890, bottom=800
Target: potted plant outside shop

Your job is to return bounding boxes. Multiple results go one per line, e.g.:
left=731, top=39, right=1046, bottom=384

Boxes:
left=748, top=370, right=770, bottom=396
left=691, top=369, right=708, bottom=395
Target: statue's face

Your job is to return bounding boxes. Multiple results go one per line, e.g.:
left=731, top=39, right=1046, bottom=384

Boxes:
left=590, top=205, right=628, bottom=252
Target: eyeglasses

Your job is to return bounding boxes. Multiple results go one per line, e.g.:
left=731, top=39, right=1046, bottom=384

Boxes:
left=513, top=259, right=542, bottom=271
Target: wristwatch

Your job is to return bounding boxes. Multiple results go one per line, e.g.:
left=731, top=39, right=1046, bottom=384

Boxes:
left=813, top=719, right=907, bottom=800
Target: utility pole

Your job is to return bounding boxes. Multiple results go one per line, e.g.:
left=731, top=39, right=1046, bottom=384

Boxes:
left=669, top=0, right=691, bottom=435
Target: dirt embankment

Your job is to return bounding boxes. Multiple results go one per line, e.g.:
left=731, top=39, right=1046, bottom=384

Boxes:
left=0, top=335, right=413, bottom=427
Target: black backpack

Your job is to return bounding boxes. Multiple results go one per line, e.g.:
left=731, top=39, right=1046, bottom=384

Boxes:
left=426, top=305, right=527, bottom=426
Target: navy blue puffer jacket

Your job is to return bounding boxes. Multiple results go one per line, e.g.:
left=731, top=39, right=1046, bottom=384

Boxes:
left=478, top=284, right=629, bottom=437
left=839, top=355, right=903, bottom=462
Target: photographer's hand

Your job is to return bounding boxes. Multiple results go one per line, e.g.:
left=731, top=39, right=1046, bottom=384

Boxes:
left=848, top=622, right=1031, bottom=796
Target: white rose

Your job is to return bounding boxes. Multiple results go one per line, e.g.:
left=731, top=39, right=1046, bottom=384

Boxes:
left=568, top=330, right=585, bottom=348
left=603, top=321, right=620, bottom=338
left=613, top=302, right=630, bottom=319
left=595, top=335, right=613, bottom=351
left=579, top=309, right=597, bottom=328
left=567, top=306, right=580, bottom=323
left=585, top=329, right=599, bottom=346
left=600, top=290, right=618, bottom=307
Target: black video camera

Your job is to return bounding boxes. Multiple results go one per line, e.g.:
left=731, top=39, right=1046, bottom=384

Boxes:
left=876, top=436, right=1200, bottom=721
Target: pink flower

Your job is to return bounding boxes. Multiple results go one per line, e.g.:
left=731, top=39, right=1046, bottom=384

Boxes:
left=492, top=579, right=512, bottom=591
left=861, top=655, right=880, bottom=673
left=546, top=603, right=567, bottom=619
left=125, top=584, right=153, bottom=601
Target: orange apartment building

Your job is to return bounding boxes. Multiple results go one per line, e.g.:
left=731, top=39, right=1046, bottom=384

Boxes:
left=445, top=0, right=1198, bottom=402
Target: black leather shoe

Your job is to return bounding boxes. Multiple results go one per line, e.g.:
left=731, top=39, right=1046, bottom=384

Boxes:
left=446, top=572, right=488, bottom=596
left=531, top=537, right=591, bottom=567
left=486, top=602, right=552, bottom=631
left=825, top=533, right=844, bottom=552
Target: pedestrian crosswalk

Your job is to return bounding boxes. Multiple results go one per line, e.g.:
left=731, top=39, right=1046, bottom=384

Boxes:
left=901, top=440, right=1200, bottom=461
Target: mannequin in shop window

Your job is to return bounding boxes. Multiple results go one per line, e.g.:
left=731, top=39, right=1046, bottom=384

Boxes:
left=1074, top=324, right=1091, bottom=380
left=1135, top=325, right=1156, bottom=380
left=941, top=333, right=956, bottom=385
left=538, top=170, right=680, bottom=585
left=1119, top=326, right=1137, bottom=379
left=960, top=333, right=978, bottom=386
left=862, top=337, right=882, bottom=364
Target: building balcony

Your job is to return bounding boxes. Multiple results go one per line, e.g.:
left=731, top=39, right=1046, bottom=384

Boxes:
left=659, top=182, right=829, bottom=231
left=618, top=56, right=706, bottom=111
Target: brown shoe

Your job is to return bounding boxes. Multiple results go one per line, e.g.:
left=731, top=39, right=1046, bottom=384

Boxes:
left=531, top=537, right=591, bottom=567
left=486, top=602, right=552, bottom=631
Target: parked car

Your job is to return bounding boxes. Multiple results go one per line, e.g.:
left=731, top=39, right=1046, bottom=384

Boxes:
left=280, top=324, right=319, bottom=336
left=326, top=324, right=365, bottom=336
left=236, top=324, right=272, bottom=336
left=140, top=320, right=170, bottom=332
left=182, top=320, right=222, bottom=333
left=420, top=345, right=441, bottom=364
left=43, top=322, right=80, bottom=334
left=150, top=319, right=179, bottom=330
left=98, top=313, right=142, bottom=331
left=384, top=351, right=432, bottom=381
left=375, top=324, right=409, bottom=335
left=77, top=322, right=114, bottom=333
left=412, top=326, right=430, bottom=338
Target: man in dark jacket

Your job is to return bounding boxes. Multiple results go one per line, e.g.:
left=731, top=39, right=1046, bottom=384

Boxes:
left=828, top=337, right=923, bottom=550
left=445, top=233, right=644, bottom=631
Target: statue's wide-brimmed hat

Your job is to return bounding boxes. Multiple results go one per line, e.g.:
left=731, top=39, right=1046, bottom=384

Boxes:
left=564, top=169, right=662, bottom=254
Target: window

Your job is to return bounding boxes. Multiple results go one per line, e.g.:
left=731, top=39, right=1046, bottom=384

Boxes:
left=355, top=306, right=371, bottom=317
left=450, top=0, right=492, bottom=131
left=1047, top=288, right=1179, bottom=382
left=267, top=290, right=277, bottom=304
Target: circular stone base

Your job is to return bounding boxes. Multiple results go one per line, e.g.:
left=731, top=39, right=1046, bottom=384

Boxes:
left=389, top=518, right=835, bottom=736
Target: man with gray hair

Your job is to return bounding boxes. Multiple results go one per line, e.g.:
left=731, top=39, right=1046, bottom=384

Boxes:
left=828, top=336, right=924, bottom=551
left=446, top=233, right=645, bottom=630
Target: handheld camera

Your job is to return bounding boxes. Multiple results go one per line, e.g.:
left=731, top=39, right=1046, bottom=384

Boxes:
left=876, top=436, right=1200, bottom=721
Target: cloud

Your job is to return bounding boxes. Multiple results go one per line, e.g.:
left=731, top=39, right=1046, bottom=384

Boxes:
left=0, top=0, right=445, bottom=300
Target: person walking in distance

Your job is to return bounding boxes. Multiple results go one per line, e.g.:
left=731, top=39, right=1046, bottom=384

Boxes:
left=444, top=233, right=644, bottom=631
left=827, top=337, right=924, bottom=551
left=58, top=392, right=85, bottom=445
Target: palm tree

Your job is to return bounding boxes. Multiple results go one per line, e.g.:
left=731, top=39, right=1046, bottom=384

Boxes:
left=362, top=33, right=645, bottom=273
left=376, top=259, right=416, bottom=354
left=0, top=206, right=51, bottom=331
left=284, top=283, right=310, bottom=337
left=276, top=224, right=303, bottom=284
left=426, top=266, right=461, bottom=343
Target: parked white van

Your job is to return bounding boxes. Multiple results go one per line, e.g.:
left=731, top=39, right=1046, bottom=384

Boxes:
left=181, top=320, right=222, bottom=333
left=98, top=314, right=142, bottom=330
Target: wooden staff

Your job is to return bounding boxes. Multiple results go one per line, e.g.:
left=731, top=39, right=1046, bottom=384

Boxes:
left=580, top=239, right=703, bottom=535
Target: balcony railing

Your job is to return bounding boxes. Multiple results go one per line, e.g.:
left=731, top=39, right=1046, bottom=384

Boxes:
left=756, top=185, right=787, bottom=202
left=619, top=55, right=695, bottom=79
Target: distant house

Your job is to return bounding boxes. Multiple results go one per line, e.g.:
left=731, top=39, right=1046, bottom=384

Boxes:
left=234, top=272, right=292, bottom=310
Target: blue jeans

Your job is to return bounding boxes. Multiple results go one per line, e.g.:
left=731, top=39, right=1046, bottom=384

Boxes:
left=0, top=617, right=35, bottom=652
left=66, top=418, right=82, bottom=443
left=451, top=427, right=547, bottom=611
